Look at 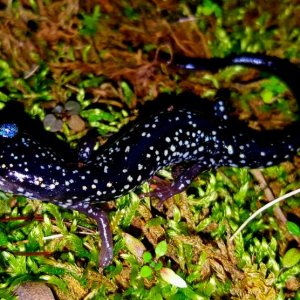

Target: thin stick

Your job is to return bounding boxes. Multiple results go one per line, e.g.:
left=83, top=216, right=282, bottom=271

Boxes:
left=229, top=188, right=300, bottom=241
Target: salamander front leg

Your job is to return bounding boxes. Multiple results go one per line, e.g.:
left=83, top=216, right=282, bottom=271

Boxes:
left=142, top=163, right=206, bottom=205
left=71, top=203, right=113, bottom=267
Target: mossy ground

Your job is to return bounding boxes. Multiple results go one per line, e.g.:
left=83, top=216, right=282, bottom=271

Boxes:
left=0, top=1, right=299, bottom=299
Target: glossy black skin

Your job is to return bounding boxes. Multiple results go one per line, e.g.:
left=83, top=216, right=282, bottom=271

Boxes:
left=0, top=53, right=300, bottom=267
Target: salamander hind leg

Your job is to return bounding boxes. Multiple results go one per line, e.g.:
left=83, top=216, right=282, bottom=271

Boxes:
left=142, top=163, right=206, bottom=205
left=70, top=202, right=113, bottom=268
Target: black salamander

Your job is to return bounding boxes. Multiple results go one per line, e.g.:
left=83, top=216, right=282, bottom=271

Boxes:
left=0, top=53, right=300, bottom=267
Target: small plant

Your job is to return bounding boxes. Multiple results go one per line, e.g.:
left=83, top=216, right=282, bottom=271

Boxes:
left=79, top=5, right=101, bottom=36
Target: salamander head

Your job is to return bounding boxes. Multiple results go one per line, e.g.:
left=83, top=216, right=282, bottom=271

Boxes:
left=0, top=121, right=66, bottom=200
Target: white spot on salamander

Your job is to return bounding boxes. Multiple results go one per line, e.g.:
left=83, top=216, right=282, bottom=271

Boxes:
left=227, top=145, right=234, bottom=155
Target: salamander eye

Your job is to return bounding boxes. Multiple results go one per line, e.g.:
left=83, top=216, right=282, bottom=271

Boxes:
left=0, top=123, right=19, bottom=138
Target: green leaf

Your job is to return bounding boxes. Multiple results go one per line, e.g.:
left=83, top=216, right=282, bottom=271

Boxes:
left=282, top=248, right=300, bottom=268
left=0, top=60, right=13, bottom=81
left=39, top=265, right=66, bottom=276
left=197, top=0, right=222, bottom=18
left=123, top=7, right=139, bottom=21
left=79, top=5, right=101, bottom=36
left=261, top=89, right=274, bottom=104
left=28, top=223, right=44, bottom=250
left=148, top=286, right=163, bottom=300
left=146, top=217, right=167, bottom=227
left=287, top=221, right=300, bottom=236
left=155, top=240, right=167, bottom=259
left=78, top=75, right=105, bottom=88
left=1, top=252, right=27, bottom=275
left=0, top=230, right=8, bottom=246
left=121, top=81, right=134, bottom=105
left=40, top=275, right=68, bottom=291
left=154, top=261, right=163, bottom=271
left=261, top=77, right=287, bottom=95
left=140, top=265, right=153, bottom=278
left=143, top=251, right=152, bottom=263
left=43, top=203, right=67, bottom=234
left=62, top=234, right=91, bottom=259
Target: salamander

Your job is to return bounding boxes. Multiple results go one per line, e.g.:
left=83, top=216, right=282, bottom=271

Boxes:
left=0, top=53, right=300, bottom=267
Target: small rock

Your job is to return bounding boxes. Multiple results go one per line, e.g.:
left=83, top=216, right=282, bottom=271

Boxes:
left=14, top=282, right=55, bottom=300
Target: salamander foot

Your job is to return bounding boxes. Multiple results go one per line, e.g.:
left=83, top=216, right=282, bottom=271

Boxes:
left=141, top=163, right=206, bottom=206
left=71, top=203, right=113, bottom=267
